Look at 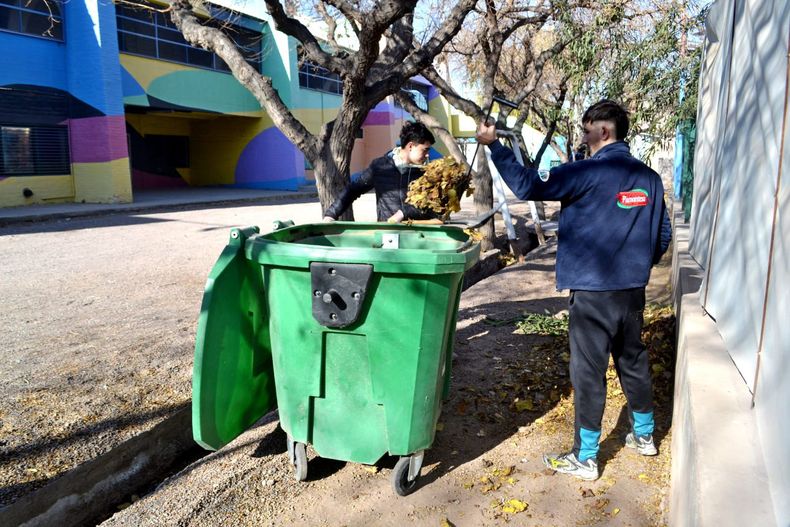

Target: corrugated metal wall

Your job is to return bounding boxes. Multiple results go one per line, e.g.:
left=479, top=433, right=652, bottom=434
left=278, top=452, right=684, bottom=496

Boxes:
left=689, top=0, right=789, bottom=523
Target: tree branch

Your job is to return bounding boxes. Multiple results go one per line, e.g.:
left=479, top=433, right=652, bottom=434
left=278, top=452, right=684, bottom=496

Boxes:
left=171, top=0, right=319, bottom=159
left=262, top=0, right=347, bottom=73
left=393, top=91, right=470, bottom=169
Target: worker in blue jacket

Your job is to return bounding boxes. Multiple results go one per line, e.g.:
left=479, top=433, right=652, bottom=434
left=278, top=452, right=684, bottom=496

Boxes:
left=476, top=99, right=672, bottom=481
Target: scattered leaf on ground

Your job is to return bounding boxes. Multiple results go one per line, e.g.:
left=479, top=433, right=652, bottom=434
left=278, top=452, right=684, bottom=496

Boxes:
left=502, top=499, right=528, bottom=514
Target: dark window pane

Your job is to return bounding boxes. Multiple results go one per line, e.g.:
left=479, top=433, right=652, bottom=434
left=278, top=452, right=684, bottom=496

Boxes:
left=117, top=17, right=155, bottom=37
left=0, top=125, right=70, bottom=176
left=0, top=0, right=19, bottom=7
left=1, top=126, right=35, bottom=174
left=214, top=55, right=231, bottom=71
left=120, top=32, right=157, bottom=57
left=46, top=16, right=61, bottom=39
left=0, top=6, right=19, bottom=31
left=19, top=11, right=55, bottom=38
left=188, top=47, right=213, bottom=68
left=157, top=12, right=175, bottom=28
left=114, top=1, right=261, bottom=73
left=158, top=41, right=188, bottom=63
left=31, top=126, right=70, bottom=173
left=117, top=5, right=155, bottom=23
left=157, top=26, right=186, bottom=44
left=25, top=0, right=61, bottom=16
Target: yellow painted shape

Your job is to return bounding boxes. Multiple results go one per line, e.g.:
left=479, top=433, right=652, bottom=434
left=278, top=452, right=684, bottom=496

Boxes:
left=190, top=116, right=268, bottom=185
left=125, top=114, right=192, bottom=136
left=291, top=108, right=339, bottom=134
left=72, top=158, right=133, bottom=204
left=0, top=175, right=74, bottom=207
left=121, top=54, right=192, bottom=91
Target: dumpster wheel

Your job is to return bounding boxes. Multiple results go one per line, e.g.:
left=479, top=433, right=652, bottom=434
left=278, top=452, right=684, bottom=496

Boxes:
left=292, top=442, right=308, bottom=482
left=391, top=456, right=421, bottom=496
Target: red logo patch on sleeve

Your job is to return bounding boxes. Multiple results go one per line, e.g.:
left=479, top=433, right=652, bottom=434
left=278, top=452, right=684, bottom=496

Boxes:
left=617, top=189, right=649, bottom=208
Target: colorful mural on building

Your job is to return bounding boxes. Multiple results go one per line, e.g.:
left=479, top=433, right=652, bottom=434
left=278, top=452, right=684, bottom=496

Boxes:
left=0, top=0, right=132, bottom=207
left=0, top=0, right=550, bottom=209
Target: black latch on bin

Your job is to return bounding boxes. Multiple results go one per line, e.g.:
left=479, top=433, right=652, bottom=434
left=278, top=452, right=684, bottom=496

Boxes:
left=310, top=262, right=373, bottom=328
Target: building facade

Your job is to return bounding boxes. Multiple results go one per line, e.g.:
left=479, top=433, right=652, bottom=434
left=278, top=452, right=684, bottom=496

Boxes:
left=0, top=0, right=451, bottom=208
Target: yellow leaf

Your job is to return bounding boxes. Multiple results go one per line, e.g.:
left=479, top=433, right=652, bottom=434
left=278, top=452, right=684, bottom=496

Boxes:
left=435, top=422, right=444, bottom=431
left=515, top=399, right=534, bottom=412
left=507, top=477, right=517, bottom=485
left=493, top=465, right=514, bottom=477
left=613, top=508, right=621, bottom=515
left=637, top=473, right=649, bottom=481
left=502, top=499, right=528, bottom=513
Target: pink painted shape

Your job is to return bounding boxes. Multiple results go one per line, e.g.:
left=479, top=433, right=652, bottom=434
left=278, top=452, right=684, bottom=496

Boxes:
left=68, top=116, right=129, bottom=164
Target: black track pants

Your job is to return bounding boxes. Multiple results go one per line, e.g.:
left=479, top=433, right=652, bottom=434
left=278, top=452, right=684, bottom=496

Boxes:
left=568, top=288, right=654, bottom=461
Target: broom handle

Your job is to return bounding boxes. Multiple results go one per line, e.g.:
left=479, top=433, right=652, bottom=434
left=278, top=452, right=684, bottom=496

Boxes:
left=465, top=99, right=497, bottom=180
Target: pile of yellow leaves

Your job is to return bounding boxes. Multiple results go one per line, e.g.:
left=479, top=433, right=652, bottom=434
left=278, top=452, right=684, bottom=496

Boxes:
left=405, top=157, right=472, bottom=218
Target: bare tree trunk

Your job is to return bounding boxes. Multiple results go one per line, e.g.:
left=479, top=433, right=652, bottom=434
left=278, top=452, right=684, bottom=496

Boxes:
left=313, top=154, right=353, bottom=219
left=474, top=153, right=495, bottom=251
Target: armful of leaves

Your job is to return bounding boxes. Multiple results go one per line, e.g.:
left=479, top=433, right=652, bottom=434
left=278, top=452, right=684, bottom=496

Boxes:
left=405, top=157, right=473, bottom=219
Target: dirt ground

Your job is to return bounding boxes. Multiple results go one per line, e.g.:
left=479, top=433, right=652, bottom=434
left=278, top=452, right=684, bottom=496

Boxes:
left=102, top=240, right=675, bottom=527
left=0, top=197, right=340, bottom=507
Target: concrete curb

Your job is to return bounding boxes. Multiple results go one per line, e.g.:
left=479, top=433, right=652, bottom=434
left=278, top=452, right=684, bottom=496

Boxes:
left=0, top=407, right=195, bottom=527
left=0, top=191, right=320, bottom=227
left=669, top=206, right=775, bottom=527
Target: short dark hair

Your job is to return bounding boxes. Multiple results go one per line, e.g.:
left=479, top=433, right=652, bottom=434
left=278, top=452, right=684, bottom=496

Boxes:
left=582, top=99, right=630, bottom=140
left=400, top=120, right=435, bottom=146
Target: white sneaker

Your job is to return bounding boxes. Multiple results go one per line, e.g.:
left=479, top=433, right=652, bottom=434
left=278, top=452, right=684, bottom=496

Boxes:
left=542, top=451, right=599, bottom=481
left=625, top=432, right=658, bottom=455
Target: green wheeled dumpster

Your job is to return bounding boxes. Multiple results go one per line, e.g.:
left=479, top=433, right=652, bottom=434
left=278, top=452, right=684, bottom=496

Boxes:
left=192, top=221, right=480, bottom=495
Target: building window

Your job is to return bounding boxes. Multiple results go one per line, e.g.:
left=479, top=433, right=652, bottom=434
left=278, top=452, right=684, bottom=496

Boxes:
left=0, top=125, right=71, bottom=176
left=0, top=0, right=64, bottom=41
left=298, top=60, right=342, bottom=95
left=116, top=3, right=261, bottom=73
left=397, top=81, right=430, bottom=112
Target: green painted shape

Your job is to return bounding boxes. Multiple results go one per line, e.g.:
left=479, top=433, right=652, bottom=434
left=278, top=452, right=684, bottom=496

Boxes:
left=123, top=94, right=150, bottom=107
left=148, top=70, right=261, bottom=113
left=261, top=26, right=294, bottom=106
left=253, top=222, right=479, bottom=463
left=192, top=226, right=276, bottom=451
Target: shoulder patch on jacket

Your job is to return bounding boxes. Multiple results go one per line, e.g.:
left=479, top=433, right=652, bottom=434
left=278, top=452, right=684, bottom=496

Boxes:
left=617, top=188, right=649, bottom=208
left=538, top=169, right=550, bottom=182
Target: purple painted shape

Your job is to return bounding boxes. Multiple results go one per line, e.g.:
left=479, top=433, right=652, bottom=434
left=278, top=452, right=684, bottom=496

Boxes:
left=363, top=111, right=395, bottom=126
left=69, top=116, right=128, bottom=163
left=235, top=127, right=304, bottom=188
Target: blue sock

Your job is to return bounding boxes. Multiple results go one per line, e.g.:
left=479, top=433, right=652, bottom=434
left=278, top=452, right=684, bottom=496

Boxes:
left=633, top=410, right=655, bottom=437
left=579, top=427, right=601, bottom=462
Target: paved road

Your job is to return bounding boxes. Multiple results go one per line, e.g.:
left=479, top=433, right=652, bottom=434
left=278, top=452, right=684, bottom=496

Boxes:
left=0, top=194, right=376, bottom=505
